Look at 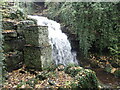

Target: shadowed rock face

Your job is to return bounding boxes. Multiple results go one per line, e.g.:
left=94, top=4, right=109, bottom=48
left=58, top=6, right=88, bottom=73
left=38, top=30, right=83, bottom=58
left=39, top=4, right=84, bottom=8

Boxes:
left=2, top=19, right=36, bottom=71
left=4, top=51, right=23, bottom=71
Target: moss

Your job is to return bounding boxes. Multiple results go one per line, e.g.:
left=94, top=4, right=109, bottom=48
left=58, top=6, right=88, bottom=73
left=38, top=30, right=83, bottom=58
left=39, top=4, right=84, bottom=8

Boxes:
left=114, top=69, right=120, bottom=77
left=75, top=69, right=98, bottom=88
left=36, top=71, right=56, bottom=80
left=65, top=65, right=84, bottom=77
left=42, top=64, right=56, bottom=71
left=24, top=46, right=42, bottom=70
left=65, top=65, right=99, bottom=88
left=4, top=51, right=23, bottom=71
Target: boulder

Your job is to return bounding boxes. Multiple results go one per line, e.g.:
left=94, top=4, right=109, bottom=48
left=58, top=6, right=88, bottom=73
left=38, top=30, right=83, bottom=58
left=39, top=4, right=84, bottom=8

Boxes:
left=65, top=65, right=99, bottom=88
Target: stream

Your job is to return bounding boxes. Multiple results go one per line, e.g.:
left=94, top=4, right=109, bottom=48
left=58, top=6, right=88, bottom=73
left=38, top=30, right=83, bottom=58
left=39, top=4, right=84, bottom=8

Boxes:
left=92, top=68, right=120, bottom=88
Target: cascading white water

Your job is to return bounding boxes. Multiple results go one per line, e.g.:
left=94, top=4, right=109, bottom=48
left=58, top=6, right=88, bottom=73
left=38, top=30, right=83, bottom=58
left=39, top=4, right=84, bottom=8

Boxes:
left=28, top=15, right=78, bottom=65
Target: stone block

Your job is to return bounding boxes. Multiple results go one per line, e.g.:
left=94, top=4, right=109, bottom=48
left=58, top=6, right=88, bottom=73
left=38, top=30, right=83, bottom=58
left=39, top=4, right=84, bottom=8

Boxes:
left=2, top=20, right=16, bottom=30
left=2, top=30, right=17, bottom=38
left=4, top=51, right=23, bottom=71
left=41, top=45, right=53, bottom=68
left=24, top=46, right=42, bottom=70
left=17, top=20, right=35, bottom=35
left=24, top=45, right=53, bottom=70
left=3, top=38, right=25, bottom=52
left=23, top=26, right=49, bottom=46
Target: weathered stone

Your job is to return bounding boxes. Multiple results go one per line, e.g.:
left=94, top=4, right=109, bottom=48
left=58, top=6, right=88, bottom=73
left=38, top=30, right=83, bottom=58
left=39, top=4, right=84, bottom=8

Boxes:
left=3, top=38, right=25, bottom=52
left=23, top=26, right=49, bottom=46
left=2, top=20, right=16, bottom=30
left=2, top=30, right=17, bottom=38
left=24, top=46, right=42, bottom=70
left=4, top=51, right=23, bottom=71
left=17, top=20, right=35, bottom=35
left=24, top=45, right=53, bottom=70
left=41, top=45, right=53, bottom=68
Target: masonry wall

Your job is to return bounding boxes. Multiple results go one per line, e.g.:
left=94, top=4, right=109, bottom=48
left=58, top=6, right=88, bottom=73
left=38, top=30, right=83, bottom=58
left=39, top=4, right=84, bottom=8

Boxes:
left=2, top=19, right=52, bottom=71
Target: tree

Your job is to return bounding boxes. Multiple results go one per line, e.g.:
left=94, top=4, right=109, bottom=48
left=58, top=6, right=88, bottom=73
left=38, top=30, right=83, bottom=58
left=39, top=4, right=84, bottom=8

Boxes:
left=46, top=2, right=120, bottom=58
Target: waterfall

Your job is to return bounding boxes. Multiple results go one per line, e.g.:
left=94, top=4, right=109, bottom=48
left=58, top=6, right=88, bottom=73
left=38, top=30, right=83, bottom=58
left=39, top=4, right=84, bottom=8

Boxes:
left=28, top=15, right=78, bottom=65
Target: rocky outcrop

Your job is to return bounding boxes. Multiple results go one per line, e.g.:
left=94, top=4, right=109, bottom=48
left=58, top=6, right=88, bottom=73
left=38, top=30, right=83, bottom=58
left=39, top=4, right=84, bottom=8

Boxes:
left=2, top=18, right=52, bottom=71
left=65, top=65, right=99, bottom=88
left=2, top=19, right=25, bottom=71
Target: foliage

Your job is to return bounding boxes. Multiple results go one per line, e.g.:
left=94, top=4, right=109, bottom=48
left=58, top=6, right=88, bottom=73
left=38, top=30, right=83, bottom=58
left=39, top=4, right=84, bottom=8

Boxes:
left=46, top=2, right=120, bottom=57
left=0, top=1, right=4, bottom=87
left=75, top=70, right=98, bottom=88
left=114, top=69, right=120, bottom=77
left=64, top=65, right=99, bottom=88
left=65, top=65, right=83, bottom=77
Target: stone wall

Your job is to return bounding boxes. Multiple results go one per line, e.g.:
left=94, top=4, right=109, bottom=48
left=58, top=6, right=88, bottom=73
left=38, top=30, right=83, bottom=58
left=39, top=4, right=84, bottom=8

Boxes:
left=2, top=18, right=52, bottom=71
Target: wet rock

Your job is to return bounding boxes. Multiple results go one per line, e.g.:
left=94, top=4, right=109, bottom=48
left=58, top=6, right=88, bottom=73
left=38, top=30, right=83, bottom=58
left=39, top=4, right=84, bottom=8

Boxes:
left=4, top=51, right=23, bottom=71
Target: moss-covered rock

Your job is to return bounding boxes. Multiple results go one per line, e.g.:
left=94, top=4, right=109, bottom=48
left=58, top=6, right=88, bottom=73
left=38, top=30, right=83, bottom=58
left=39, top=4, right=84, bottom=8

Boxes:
left=74, top=69, right=99, bottom=88
left=24, top=46, right=42, bottom=70
left=3, top=38, right=25, bottom=52
left=23, top=26, right=49, bottom=46
left=65, top=65, right=84, bottom=77
left=17, top=20, right=35, bottom=35
left=114, top=69, right=120, bottom=77
left=4, top=51, right=23, bottom=71
left=65, top=65, right=99, bottom=88
left=2, top=20, right=16, bottom=30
